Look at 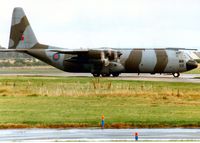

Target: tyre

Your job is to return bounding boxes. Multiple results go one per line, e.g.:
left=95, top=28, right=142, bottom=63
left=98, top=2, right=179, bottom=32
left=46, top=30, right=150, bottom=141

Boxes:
left=101, top=73, right=110, bottom=77
left=92, top=73, right=100, bottom=77
left=172, top=72, right=180, bottom=78
left=112, top=73, right=120, bottom=77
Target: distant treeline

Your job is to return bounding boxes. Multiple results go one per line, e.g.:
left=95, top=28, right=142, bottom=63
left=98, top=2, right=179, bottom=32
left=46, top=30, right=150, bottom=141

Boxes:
left=0, top=52, right=31, bottom=59
left=0, top=52, right=47, bottom=67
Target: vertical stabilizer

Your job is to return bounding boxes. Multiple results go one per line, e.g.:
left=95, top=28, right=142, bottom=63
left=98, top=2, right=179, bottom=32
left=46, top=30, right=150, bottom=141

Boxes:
left=9, top=7, right=38, bottom=49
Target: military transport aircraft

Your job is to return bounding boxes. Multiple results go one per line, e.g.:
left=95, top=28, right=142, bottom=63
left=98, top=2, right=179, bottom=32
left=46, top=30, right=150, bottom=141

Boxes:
left=0, top=7, right=198, bottom=77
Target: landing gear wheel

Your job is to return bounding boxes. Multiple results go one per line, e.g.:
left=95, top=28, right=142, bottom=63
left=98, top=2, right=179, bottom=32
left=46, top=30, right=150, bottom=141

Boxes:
left=101, top=73, right=110, bottom=77
left=172, top=72, right=180, bottom=78
left=112, top=73, right=120, bottom=77
left=92, top=73, right=100, bottom=77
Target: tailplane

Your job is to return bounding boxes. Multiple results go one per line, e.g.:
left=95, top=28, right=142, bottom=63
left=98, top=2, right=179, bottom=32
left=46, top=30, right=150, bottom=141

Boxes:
left=9, top=7, right=38, bottom=49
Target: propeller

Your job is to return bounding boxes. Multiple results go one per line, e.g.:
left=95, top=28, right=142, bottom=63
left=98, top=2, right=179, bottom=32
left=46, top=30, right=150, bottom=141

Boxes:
left=101, top=50, right=122, bottom=66
left=88, top=49, right=122, bottom=66
left=100, top=51, right=109, bottom=66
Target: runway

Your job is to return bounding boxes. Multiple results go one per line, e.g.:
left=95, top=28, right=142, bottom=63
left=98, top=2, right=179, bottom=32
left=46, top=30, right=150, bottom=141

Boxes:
left=115, top=73, right=200, bottom=83
left=1, top=128, right=200, bottom=142
left=1, top=72, right=200, bottom=83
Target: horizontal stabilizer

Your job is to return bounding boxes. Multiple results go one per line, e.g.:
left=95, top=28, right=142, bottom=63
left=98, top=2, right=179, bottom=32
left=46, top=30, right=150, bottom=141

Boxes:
left=0, top=48, right=28, bottom=52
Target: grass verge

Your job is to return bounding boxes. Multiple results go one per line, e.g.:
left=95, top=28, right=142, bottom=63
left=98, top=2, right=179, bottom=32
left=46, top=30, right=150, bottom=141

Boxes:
left=0, top=76, right=200, bottom=128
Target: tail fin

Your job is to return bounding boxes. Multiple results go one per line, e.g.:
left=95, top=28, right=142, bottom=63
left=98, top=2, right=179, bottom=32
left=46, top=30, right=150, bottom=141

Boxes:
left=9, top=7, right=38, bottom=49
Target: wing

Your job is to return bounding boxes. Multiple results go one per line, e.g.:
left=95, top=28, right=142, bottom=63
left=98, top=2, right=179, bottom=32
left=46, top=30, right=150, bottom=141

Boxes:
left=47, top=49, right=89, bottom=54
left=48, top=48, right=122, bottom=66
left=48, top=48, right=122, bottom=59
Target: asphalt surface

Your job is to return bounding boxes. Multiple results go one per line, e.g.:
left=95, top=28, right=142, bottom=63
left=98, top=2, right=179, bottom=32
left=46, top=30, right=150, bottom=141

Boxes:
left=1, top=128, right=200, bottom=142
left=115, top=73, right=200, bottom=83
left=1, top=72, right=200, bottom=83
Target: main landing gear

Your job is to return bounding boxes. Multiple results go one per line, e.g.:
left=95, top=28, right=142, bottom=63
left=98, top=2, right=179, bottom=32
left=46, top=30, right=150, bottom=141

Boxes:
left=112, top=73, right=120, bottom=77
left=172, top=72, right=180, bottom=78
left=92, top=73, right=101, bottom=77
left=92, top=73, right=120, bottom=77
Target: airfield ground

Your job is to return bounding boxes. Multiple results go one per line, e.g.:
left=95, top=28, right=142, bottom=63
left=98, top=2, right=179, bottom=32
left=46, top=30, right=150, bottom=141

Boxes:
left=0, top=64, right=199, bottom=74
left=0, top=74, right=200, bottom=129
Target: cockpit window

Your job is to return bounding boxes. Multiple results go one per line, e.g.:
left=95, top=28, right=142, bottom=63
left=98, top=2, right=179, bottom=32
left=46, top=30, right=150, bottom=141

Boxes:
left=179, top=60, right=184, bottom=63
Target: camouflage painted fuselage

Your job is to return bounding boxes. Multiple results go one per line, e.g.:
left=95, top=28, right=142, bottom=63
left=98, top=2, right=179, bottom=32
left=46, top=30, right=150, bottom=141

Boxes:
left=24, top=47, right=195, bottom=74
left=4, top=7, right=198, bottom=77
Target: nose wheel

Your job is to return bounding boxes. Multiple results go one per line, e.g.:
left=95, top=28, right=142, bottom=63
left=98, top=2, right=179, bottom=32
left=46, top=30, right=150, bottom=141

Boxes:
left=172, top=72, right=180, bottom=78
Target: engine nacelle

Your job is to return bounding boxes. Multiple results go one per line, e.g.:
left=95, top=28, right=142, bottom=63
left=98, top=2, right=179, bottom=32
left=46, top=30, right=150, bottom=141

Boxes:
left=88, top=50, right=121, bottom=60
left=87, top=50, right=122, bottom=66
left=109, top=62, right=125, bottom=73
left=87, top=50, right=103, bottom=59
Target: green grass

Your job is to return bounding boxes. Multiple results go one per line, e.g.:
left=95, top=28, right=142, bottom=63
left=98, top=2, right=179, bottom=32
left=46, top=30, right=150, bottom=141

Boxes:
left=0, top=76, right=200, bottom=128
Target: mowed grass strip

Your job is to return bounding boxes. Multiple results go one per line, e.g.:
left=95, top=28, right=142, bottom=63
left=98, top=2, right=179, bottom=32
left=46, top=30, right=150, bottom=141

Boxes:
left=0, top=76, right=200, bottom=128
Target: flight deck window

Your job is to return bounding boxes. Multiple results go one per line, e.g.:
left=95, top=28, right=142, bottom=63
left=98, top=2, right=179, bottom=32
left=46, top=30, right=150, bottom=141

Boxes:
left=179, top=60, right=184, bottom=63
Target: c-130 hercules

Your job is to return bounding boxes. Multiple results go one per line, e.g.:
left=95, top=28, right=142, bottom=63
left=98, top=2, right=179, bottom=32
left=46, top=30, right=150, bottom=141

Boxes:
left=1, top=7, right=198, bottom=77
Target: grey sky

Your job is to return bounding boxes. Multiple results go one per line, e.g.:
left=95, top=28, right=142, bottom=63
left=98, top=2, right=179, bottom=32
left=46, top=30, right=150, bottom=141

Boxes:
left=0, top=0, right=200, bottom=50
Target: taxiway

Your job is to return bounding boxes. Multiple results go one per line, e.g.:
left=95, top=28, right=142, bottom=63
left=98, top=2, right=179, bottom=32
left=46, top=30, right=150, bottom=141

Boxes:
left=1, top=128, right=200, bottom=142
left=0, top=72, right=199, bottom=83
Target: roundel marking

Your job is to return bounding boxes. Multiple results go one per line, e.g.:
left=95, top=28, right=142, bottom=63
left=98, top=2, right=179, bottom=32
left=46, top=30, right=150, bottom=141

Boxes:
left=53, top=53, right=60, bottom=61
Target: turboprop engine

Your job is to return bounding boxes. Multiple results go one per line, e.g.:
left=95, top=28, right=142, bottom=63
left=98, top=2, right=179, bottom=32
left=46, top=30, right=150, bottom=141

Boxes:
left=88, top=49, right=122, bottom=66
left=87, top=49, right=124, bottom=77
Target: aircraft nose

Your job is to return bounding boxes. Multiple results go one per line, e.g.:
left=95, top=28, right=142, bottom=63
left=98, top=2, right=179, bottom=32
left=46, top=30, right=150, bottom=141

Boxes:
left=186, top=60, right=198, bottom=71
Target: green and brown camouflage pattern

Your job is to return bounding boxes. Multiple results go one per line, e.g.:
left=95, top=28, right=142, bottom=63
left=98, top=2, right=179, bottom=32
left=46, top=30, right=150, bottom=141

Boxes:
left=7, top=7, right=198, bottom=76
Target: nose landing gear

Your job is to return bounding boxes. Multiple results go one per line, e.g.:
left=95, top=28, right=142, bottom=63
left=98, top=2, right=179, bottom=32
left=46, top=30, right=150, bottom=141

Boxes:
left=172, top=72, right=180, bottom=78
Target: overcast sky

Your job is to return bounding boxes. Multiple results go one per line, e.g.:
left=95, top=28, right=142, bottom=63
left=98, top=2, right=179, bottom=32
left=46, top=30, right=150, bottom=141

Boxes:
left=1, top=0, right=200, bottom=50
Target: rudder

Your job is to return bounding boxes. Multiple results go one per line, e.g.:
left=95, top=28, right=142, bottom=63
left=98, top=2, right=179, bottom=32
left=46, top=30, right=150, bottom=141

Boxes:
left=9, top=7, right=38, bottom=49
